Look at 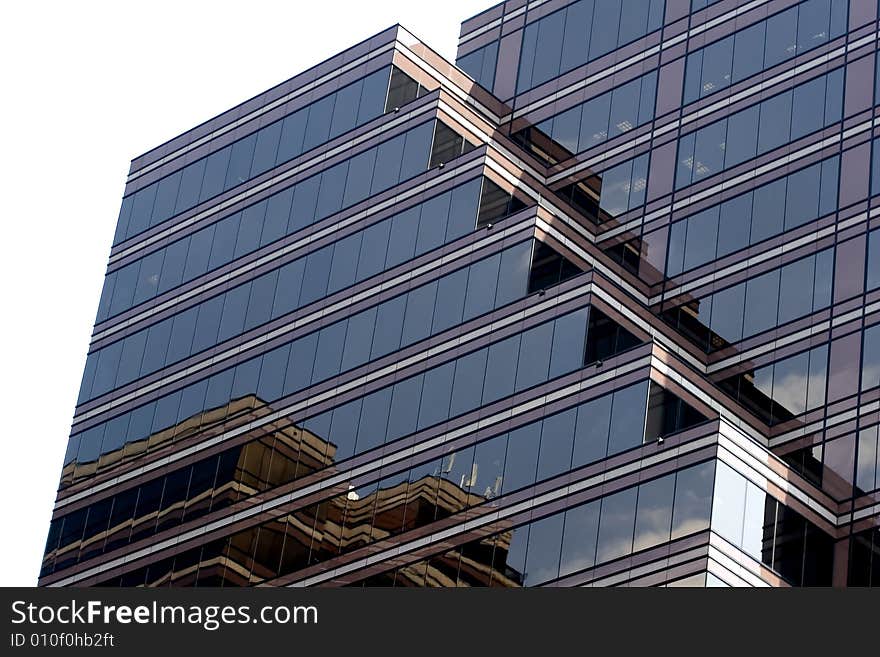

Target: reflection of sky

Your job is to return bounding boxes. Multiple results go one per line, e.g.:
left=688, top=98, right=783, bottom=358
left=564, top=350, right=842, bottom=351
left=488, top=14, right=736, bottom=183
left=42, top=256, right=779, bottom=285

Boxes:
left=633, top=511, right=672, bottom=552
left=861, top=360, right=880, bottom=393
left=857, top=428, right=878, bottom=492
left=771, top=348, right=827, bottom=416
left=771, top=366, right=808, bottom=415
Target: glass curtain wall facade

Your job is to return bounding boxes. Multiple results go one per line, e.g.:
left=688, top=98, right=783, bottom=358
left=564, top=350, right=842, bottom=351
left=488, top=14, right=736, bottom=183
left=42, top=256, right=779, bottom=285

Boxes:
left=41, top=0, right=880, bottom=588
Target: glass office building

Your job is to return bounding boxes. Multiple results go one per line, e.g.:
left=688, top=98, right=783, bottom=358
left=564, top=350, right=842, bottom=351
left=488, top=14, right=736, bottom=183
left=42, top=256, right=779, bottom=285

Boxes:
left=40, top=0, right=880, bottom=587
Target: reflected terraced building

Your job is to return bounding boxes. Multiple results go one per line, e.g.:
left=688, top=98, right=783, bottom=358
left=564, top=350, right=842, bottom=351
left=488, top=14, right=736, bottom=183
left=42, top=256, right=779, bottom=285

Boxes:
left=41, top=0, right=880, bottom=587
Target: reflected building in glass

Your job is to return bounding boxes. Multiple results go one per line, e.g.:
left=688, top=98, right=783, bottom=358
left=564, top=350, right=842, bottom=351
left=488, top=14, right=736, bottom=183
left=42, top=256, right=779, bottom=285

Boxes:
left=41, top=0, right=880, bottom=587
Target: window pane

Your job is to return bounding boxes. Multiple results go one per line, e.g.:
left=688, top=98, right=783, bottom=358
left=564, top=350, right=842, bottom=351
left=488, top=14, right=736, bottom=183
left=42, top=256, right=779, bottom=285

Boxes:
left=289, top=176, right=320, bottom=232
left=385, top=207, right=419, bottom=269
left=315, top=162, right=348, bottom=220
left=199, top=146, right=231, bottom=202
left=251, top=120, right=282, bottom=176
left=732, top=22, right=766, bottom=83
left=633, top=473, right=675, bottom=552
left=670, top=461, right=715, bottom=539
left=462, top=254, right=500, bottom=321
left=683, top=207, right=719, bottom=271
left=778, top=256, right=816, bottom=325
left=514, top=321, right=554, bottom=392
left=765, top=10, right=798, bottom=68
left=386, top=374, right=424, bottom=441
left=449, top=348, right=488, bottom=418
left=743, top=270, right=780, bottom=338
left=190, top=295, right=223, bottom=354
left=311, top=321, right=347, bottom=382
left=432, top=267, right=468, bottom=333
left=482, top=335, right=520, bottom=404
left=549, top=307, right=588, bottom=378
left=415, top=192, right=451, bottom=256
left=710, top=283, right=745, bottom=345
left=523, top=514, right=563, bottom=585
left=356, top=219, right=392, bottom=281
left=217, top=283, right=250, bottom=343
left=208, top=214, right=238, bottom=270
left=596, top=487, right=637, bottom=563
left=711, top=461, right=747, bottom=546
left=342, top=149, right=376, bottom=208
left=276, top=111, right=307, bottom=164
left=692, top=119, right=727, bottom=182
left=370, top=295, right=406, bottom=359
left=536, top=408, right=576, bottom=481
left=791, top=75, right=826, bottom=140
left=327, top=233, right=362, bottom=294
left=724, top=105, right=759, bottom=168
left=355, top=388, right=392, bottom=455
left=271, top=259, right=305, bottom=319
left=607, top=382, right=648, bottom=455
left=757, top=91, right=793, bottom=154
left=401, top=281, right=437, bottom=346
left=341, top=307, right=377, bottom=372
left=559, top=500, right=600, bottom=576
left=503, top=422, right=540, bottom=492
left=589, top=0, right=622, bottom=60
left=751, top=178, right=786, bottom=244
left=771, top=350, right=809, bottom=418
left=225, top=134, right=256, bottom=190
left=530, top=11, right=564, bottom=88
left=303, top=96, right=335, bottom=151
left=244, top=271, right=277, bottom=332
left=299, top=246, right=333, bottom=306
left=572, top=394, right=612, bottom=467
left=371, top=134, right=406, bottom=194
left=699, top=36, right=733, bottom=98
left=608, top=78, right=640, bottom=139
left=417, top=362, right=455, bottom=430
left=784, top=164, right=821, bottom=230
left=578, top=93, right=612, bottom=152
left=496, top=241, right=532, bottom=308
left=717, top=193, right=752, bottom=258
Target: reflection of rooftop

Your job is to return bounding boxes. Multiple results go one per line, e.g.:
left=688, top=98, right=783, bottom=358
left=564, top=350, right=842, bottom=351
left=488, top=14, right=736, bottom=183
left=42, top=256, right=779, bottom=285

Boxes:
left=48, top=394, right=527, bottom=585
left=148, top=473, right=520, bottom=588
left=48, top=396, right=336, bottom=573
left=61, top=394, right=334, bottom=488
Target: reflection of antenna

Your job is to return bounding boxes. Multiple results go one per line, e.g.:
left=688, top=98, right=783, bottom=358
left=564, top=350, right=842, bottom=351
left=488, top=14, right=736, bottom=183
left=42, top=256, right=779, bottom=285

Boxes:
left=441, top=452, right=456, bottom=474
left=461, top=462, right=478, bottom=488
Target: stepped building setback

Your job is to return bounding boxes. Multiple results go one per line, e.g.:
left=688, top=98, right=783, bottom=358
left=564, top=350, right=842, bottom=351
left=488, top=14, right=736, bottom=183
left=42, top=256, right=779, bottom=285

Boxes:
left=41, top=0, right=880, bottom=587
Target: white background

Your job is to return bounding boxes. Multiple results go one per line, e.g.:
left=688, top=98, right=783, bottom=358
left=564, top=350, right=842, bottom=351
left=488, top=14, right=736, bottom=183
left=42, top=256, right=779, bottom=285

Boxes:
left=0, top=0, right=487, bottom=586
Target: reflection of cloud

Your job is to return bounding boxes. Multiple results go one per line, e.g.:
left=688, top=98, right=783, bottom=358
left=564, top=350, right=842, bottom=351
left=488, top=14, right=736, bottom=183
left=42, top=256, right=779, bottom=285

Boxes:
left=806, top=367, right=827, bottom=409
left=597, top=507, right=635, bottom=562
left=674, top=518, right=711, bottom=538
left=857, top=429, right=878, bottom=491
left=634, top=527, right=669, bottom=553
left=861, top=361, right=880, bottom=393
left=634, top=507, right=672, bottom=552
left=597, top=537, right=632, bottom=563
left=560, top=555, right=594, bottom=577
left=528, top=563, right=559, bottom=585
left=772, top=368, right=808, bottom=415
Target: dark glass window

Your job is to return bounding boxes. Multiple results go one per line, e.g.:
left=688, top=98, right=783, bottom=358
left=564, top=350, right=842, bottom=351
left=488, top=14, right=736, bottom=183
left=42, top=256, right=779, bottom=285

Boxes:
left=457, top=41, right=498, bottom=91
left=514, top=72, right=657, bottom=164
left=607, top=382, right=649, bottom=455
left=596, top=487, right=637, bottom=563
left=677, top=68, right=842, bottom=190
left=482, top=336, right=520, bottom=405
